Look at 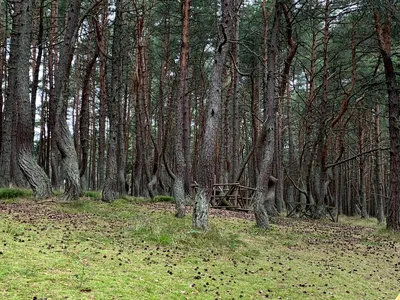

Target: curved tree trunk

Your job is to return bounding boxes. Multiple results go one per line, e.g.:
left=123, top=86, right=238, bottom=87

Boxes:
left=53, top=0, right=82, bottom=200
left=12, top=0, right=51, bottom=198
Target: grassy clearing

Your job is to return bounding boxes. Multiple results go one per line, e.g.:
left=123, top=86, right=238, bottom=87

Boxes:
left=0, top=198, right=399, bottom=299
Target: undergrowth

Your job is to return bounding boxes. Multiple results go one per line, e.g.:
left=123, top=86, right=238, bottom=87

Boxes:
left=0, top=198, right=399, bottom=300
left=0, top=188, right=32, bottom=200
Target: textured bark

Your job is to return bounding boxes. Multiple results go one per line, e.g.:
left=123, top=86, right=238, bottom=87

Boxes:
left=230, top=1, right=240, bottom=183
left=173, top=178, right=186, bottom=218
left=0, top=86, right=12, bottom=186
left=79, top=40, right=98, bottom=178
left=373, top=5, right=400, bottom=230
left=47, top=0, right=61, bottom=189
left=0, top=4, right=5, bottom=151
left=102, top=0, right=126, bottom=201
left=96, top=1, right=108, bottom=190
left=317, top=0, right=330, bottom=208
left=131, top=4, right=151, bottom=198
left=276, top=3, right=297, bottom=213
left=12, top=0, right=52, bottom=198
left=0, top=4, right=14, bottom=187
left=249, top=70, right=261, bottom=188
left=19, top=152, right=52, bottom=198
left=30, top=0, right=44, bottom=139
left=194, top=0, right=234, bottom=230
left=36, top=63, right=49, bottom=175
left=275, top=110, right=284, bottom=213
left=53, top=0, right=82, bottom=200
left=253, top=1, right=281, bottom=229
left=254, top=190, right=270, bottom=230
left=286, top=85, right=295, bottom=210
left=374, top=104, right=385, bottom=223
left=0, top=0, right=26, bottom=188
left=192, top=188, right=209, bottom=231
left=358, top=116, right=368, bottom=218
left=173, top=0, right=190, bottom=218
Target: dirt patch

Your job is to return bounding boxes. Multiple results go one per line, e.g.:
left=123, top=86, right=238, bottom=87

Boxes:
left=140, top=201, right=256, bottom=221
left=0, top=199, right=93, bottom=224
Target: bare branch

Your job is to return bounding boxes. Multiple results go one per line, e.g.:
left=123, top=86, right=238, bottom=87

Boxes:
left=326, top=147, right=389, bottom=169
left=284, top=169, right=308, bottom=196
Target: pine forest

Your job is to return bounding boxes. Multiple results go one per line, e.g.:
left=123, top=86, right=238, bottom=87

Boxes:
left=0, top=0, right=400, bottom=231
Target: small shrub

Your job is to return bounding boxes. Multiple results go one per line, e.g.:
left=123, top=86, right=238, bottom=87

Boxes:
left=83, top=190, right=101, bottom=200
left=0, top=188, right=32, bottom=199
left=52, top=190, right=63, bottom=196
left=120, top=195, right=148, bottom=203
left=153, top=195, right=173, bottom=202
left=157, top=233, right=174, bottom=246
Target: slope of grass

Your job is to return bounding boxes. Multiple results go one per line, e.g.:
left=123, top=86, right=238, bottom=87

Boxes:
left=0, top=198, right=399, bottom=299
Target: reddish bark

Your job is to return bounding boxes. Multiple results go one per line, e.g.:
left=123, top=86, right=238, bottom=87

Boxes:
left=373, top=4, right=400, bottom=230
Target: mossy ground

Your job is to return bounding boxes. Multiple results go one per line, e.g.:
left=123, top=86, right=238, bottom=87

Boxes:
left=0, top=197, right=399, bottom=299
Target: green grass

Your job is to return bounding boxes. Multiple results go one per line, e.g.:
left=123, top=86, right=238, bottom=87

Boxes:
left=83, top=190, right=102, bottom=200
left=0, top=199, right=399, bottom=299
left=0, top=188, right=32, bottom=200
left=153, top=195, right=174, bottom=202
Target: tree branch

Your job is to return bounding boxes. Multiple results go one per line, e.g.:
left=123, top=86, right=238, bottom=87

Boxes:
left=284, top=169, right=308, bottom=196
left=326, top=147, right=389, bottom=168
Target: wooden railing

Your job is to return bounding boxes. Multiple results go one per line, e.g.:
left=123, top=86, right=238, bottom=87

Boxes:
left=211, top=183, right=256, bottom=210
left=286, top=202, right=336, bottom=222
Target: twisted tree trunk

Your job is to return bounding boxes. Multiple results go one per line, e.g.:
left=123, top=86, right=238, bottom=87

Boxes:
left=53, top=0, right=82, bottom=200
left=13, top=0, right=51, bottom=198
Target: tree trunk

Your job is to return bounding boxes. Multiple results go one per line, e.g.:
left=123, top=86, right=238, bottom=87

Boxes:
left=230, top=1, right=240, bottom=183
left=373, top=4, right=400, bottom=230
left=0, top=0, right=27, bottom=188
left=79, top=36, right=98, bottom=178
left=102, top=0, right=127, bottom=201
left=47, top=0, right=61, bottom=190
left=374, top=104, right=385, bottom=223
left=275, top=113, right=284, bottom=213
left=11, top=0, right=52, bottom=198
left=358, top=115, right=368, bottom=218
left=316, top=0, right=330, bottom=210
left=193, top=0, right=234, bottom=230
left=253, top=1, right=282, bottom=229
left=30, top=0, right=44, bottom=139
left=96, top=1, right=108, bottom=190
left=173, top=0, right=190, bottom=218
left=0, top=3, right=6, bottom=152
left=286, top=84, right=295, bottom=210
left=53, top=0, right=82, bottom=200
left=193, top=188, right=209, bottom=230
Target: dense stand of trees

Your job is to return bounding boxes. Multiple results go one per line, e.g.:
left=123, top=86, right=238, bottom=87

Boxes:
left=0, top=0, right=399, bottom=230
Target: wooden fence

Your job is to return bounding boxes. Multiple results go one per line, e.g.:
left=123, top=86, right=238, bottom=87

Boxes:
left=210, top=183, right=256, bottom=211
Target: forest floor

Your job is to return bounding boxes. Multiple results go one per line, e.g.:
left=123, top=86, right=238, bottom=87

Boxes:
left=0, top=197, right=399, bottom=300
